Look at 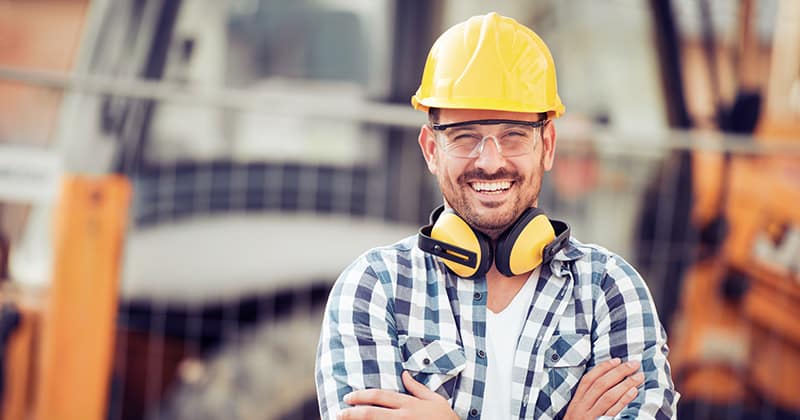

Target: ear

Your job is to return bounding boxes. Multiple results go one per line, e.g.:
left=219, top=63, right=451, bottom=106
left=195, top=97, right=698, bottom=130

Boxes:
left=540, top=121, right=557, bottom=171
left=418, top=125, right=439, bottom=174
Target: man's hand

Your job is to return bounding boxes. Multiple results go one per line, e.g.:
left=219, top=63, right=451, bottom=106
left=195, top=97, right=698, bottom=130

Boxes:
left=563, top=358, right=644, bottom=420
left=338, top=371, right=459, bottom=420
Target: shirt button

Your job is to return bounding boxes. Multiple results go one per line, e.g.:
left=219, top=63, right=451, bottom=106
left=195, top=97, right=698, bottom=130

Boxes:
left=551, top=353, right=560, bottom=362
left=477, top=350, right=486, bottom=359
left=469, top=408, right=479, bottom=417
left=423, top=358, right=431, bottom=365
left=473, top=292, right=482, bottom=301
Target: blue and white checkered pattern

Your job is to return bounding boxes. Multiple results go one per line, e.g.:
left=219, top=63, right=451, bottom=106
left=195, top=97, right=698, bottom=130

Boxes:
left=315, top=235, right=678, bottom=419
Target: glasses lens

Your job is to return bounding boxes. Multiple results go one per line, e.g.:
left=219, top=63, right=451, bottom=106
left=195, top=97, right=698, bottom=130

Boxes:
left=439, top=124, right=539, bottom=158
left=497, top=126, right=537, bottom=156
left=440, top=132, right=481, bottom=157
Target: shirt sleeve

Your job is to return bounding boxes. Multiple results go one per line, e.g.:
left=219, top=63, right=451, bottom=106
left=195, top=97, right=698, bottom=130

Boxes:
left=591, top=254, right=680, bottom=419
left=314, top=256, right=404, bottom=420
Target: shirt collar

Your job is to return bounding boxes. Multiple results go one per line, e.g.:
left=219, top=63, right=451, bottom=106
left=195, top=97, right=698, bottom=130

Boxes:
left=552, top=237, right=584, bottom=262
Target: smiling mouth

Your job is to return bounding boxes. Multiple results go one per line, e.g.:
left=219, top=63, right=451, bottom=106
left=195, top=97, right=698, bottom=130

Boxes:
left=469, top=180, right=513, bottom=194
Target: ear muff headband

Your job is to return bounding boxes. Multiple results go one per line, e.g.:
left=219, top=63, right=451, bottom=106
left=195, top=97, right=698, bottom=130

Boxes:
left=417, top=206, right=492, bottom=278
left=544, top=220, right=571, bottom=262
left=494, top=208, right=555, bottom=277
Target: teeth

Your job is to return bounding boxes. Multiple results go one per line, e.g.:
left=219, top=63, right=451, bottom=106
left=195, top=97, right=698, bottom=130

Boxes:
left=471, top=181, right=511, bottom=192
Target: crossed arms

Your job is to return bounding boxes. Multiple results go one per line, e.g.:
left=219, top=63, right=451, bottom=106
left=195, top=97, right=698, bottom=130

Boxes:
left=315, top=247, right=678, bottom=419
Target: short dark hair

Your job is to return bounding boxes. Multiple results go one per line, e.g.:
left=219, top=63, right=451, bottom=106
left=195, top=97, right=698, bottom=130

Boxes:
left=428, top=108, right=440, bottom=124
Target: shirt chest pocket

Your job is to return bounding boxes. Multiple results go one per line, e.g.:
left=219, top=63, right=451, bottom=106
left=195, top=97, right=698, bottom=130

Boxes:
left=400, top=336, right=466, bottom=400
left=542, top=332, right=592, bottom=412
left=544, top=333, right=592, bottom=368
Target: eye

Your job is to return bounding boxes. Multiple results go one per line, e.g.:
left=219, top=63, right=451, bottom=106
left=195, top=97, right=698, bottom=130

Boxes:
left=452, top=132, right=481, bottom=141
left=502, top=130, right=530, bottom=139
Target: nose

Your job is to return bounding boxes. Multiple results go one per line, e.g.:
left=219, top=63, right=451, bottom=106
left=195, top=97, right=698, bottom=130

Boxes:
left=473, top=137, right=505, bottom=173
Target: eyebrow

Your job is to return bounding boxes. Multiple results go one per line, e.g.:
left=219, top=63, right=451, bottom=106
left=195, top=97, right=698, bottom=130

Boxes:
left=448, top=125, right=480, bottom=134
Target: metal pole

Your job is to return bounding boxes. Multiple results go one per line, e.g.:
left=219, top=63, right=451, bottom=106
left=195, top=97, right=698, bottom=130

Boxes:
left=0, top=66, right=426, bottom=129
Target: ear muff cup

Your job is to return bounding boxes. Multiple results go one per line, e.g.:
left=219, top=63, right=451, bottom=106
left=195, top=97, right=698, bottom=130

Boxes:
left=494, top=208, right=556, bottom=277
left=430, top=209, right=493, bottom=279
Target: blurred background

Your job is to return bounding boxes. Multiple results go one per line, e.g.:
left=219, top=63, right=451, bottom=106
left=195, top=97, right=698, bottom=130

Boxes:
left=0, top=0, right=799, bottom=419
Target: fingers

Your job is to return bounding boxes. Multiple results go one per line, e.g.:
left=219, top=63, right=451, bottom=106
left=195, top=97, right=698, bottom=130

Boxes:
left=401, top=371, right=441, bottom=401
left=337, top=405, right=393, bottom=420
left=344, top=388, right=413, bottom=409
left=565, top=359, right=644, bottom=420
left=604, top=385, right=639, bottom=417
left=340, top=374, right=452, bottom=420
left=582, top=359, right=641, bottom=405
left=573, top=358, right=621, bottom=398
left=591, top=371, right=645, bottom=415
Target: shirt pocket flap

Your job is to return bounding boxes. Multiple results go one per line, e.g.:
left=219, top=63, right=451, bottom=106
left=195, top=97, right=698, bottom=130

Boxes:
left=544, top=333, right=592, bottom=368
left=401, top=337, right=466, bottom=376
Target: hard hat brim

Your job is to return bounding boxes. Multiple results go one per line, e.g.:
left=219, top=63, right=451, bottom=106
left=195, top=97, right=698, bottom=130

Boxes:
left=412, top=95, right=565, bottom=119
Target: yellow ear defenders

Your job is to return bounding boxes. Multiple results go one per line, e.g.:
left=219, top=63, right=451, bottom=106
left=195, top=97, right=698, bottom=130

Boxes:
left=418, top=206, right=494, bottom=278
left=418, top=205, right=571, bottom=279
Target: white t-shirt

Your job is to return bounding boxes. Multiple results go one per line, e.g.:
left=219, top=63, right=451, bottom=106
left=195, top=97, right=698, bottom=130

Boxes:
left=483, top=268, right=540, bottom=419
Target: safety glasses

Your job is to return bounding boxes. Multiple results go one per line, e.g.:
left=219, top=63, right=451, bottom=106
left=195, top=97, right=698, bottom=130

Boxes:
left=430, top=119, right=548, bottom=158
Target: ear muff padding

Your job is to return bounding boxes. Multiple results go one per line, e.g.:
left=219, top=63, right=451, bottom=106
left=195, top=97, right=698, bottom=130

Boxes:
left=495, top=208, right=556, bottom=277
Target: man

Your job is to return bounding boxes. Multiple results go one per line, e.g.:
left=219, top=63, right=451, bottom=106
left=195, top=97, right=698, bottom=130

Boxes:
left=316, top=12, right=677, bottom=419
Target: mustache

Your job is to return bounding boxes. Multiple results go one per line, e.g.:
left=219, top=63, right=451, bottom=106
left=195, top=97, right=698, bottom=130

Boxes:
left=458, top=168, right=521, bottom=183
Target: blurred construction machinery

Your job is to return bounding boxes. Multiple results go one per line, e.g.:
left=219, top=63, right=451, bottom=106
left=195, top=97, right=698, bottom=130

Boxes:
left=636, top=0, right=800, bottom=418
left=668, top=153, right=800, bottom=418
left=0, top=176, right=130, bottom=420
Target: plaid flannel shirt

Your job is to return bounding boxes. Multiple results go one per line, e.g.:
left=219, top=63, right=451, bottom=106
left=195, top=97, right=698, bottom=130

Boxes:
left=316, top=235, right=678, bottom=419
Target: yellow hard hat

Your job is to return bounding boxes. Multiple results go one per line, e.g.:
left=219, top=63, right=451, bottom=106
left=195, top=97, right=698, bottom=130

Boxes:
left=411, top=12, right=565, bottom=118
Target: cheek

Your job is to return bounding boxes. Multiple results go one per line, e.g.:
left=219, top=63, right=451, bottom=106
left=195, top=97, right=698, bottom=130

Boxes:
left=439, top=160, right=466, bottom=182
left=515, top=159, right=538, bottom=181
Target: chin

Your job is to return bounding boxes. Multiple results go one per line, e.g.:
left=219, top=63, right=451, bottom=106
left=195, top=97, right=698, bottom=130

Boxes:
left=469, top=210, right=517, bottom=232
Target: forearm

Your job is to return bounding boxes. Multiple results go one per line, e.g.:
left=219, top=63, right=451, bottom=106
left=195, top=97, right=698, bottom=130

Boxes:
left=316, top=319, right=404, bottom=418
left=593, top=257, right=679, bottom=419
left=315, top=263, right=403, bottom=419
left=612, top=341, right=678, bottom=419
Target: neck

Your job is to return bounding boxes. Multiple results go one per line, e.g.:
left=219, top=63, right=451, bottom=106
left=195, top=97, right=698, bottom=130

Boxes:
left=485, top=265, right=531, bottom=313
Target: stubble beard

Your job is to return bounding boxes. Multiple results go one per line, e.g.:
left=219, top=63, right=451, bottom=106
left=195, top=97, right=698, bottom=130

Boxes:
left=438, top=158, right=546, bottom=239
